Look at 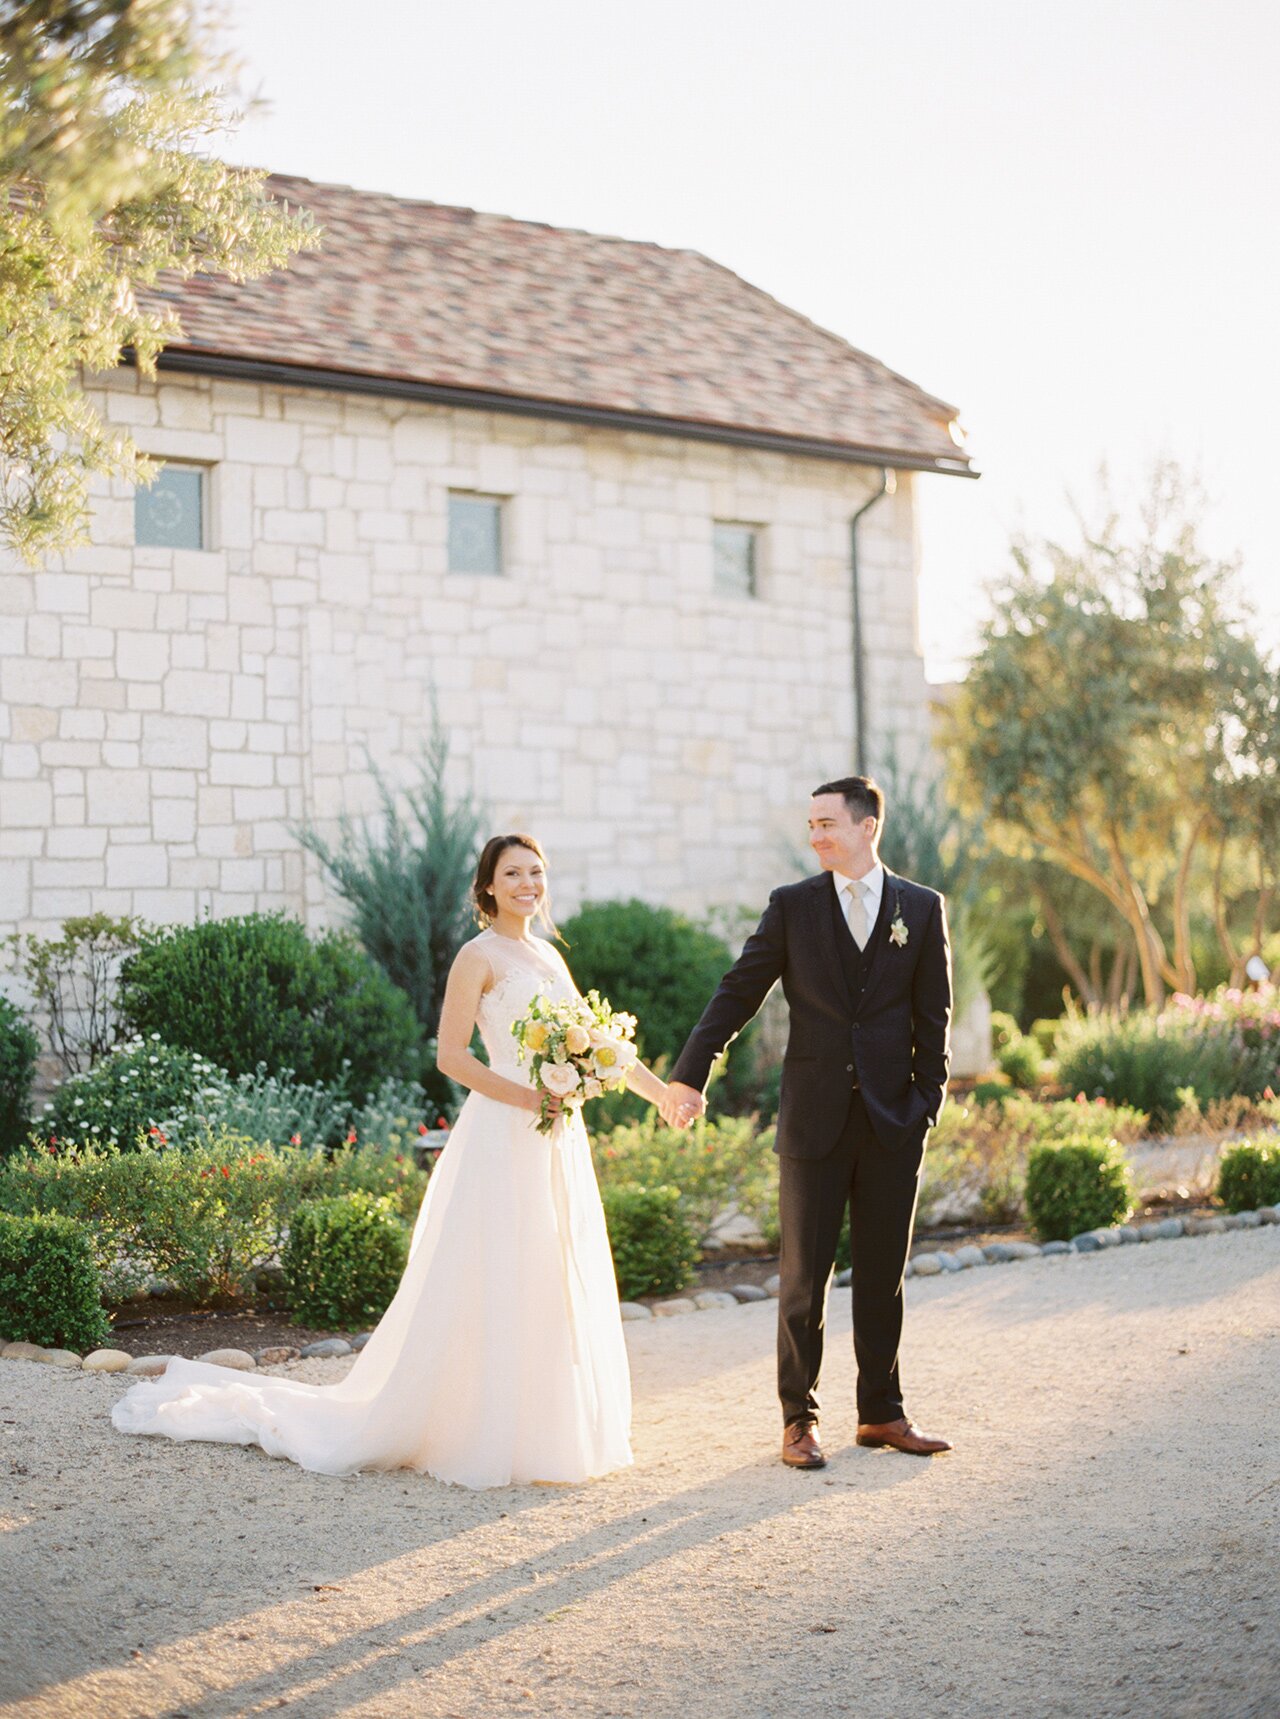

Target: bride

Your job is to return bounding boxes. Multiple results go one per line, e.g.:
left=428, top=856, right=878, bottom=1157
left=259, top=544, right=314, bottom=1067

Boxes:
left=112, top=833, right=671, bottom=1488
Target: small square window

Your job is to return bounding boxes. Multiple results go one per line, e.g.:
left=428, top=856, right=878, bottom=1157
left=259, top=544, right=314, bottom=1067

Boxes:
left=135, top=463, right=207, bottom=549
left=448, top=492, right=504, bottom=574
left=713, top=522, right=758, bottom=597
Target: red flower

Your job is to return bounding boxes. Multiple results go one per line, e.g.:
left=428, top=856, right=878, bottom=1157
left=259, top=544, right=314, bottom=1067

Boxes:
left=290, top=1133, right=301, bottom=1146
left=220, top=1165, right=230, bottom=1178
left=394, top=1153, right=404, bottom=1164
left=418, top=1122, right=429, bottom=1136
left=148, top=1126, right=160, bottom=1136
left=1265, top=1087, right=1276, bottom=1101
left=1075, top=1093, right=1088, bottom=1104
left=346, top=1130, right=357, bottom=1144
left=436, top=1118, right=449, bottom=1129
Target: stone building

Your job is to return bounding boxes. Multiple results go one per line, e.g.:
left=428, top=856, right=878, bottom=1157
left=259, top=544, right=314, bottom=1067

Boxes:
left=0, top=174, right=974, bottom=940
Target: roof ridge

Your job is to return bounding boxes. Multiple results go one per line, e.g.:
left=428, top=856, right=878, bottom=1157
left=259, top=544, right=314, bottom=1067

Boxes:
left=264, top=170, right=711, bottom=262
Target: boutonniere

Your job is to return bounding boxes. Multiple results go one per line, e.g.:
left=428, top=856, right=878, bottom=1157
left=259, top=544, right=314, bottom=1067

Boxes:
left=889, top=899, right=909, bottom=947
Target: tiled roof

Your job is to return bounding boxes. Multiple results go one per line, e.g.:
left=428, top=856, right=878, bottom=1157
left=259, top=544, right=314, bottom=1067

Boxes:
left=147, top=173, right=971, bottom=472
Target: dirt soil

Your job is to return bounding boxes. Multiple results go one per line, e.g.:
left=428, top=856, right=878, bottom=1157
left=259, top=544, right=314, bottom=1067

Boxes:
left=2, top=1227, right=1276, bottom=1718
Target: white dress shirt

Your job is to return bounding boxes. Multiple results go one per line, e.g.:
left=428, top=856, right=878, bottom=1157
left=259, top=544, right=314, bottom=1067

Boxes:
left=834, top=862, right=884, bottom=948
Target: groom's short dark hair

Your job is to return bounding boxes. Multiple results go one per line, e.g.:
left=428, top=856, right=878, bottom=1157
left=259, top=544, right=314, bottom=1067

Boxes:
left=813, top=775, right=884, bottom=828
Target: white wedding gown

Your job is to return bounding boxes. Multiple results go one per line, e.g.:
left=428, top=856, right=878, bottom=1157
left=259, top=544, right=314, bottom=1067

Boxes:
left=111, top=932, right=634, bottom=1488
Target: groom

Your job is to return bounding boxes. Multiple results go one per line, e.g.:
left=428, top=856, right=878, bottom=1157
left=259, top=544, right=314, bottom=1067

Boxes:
left=663, top=776, right=953, bottom=1467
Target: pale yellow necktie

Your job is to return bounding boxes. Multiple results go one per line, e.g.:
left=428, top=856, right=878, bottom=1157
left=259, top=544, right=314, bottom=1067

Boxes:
left=844, top=878, right=869, bottom=950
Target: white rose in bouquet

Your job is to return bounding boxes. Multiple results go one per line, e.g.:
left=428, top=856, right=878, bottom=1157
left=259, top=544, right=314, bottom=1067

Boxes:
left=540, top=1061, right=583, bottom=1098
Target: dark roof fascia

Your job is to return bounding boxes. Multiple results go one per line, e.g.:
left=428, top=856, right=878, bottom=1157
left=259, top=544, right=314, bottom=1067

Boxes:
left=130, top=348, right=979, bottom=479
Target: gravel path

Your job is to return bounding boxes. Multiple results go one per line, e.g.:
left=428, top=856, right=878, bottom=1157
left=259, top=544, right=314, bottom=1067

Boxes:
left=2, top=1229, right=1277, bottom=1719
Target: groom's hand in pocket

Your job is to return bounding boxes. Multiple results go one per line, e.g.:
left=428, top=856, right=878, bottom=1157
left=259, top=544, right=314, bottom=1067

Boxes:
left=662, top=1081, right=706, bottom=1130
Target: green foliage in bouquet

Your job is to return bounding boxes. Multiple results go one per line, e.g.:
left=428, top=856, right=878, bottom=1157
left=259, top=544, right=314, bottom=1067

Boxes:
left=0, top=1211, right=109, bottom=1351
left=283, top=1192, right=409, bottom=1330
left=119, top=912, right=422, bottom=1097
left=1023, top=1138, right=1134, bottom=1242
left=600, top=1182, right=699, bottom=1301
left=1215, top=1140, right=1280, bottom=1214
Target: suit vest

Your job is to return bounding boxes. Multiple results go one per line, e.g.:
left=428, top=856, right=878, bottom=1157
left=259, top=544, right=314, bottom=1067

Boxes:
left=828, top=877, right=891, bottom=1013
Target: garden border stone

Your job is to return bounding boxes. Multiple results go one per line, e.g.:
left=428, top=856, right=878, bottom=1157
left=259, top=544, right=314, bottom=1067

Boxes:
left=2, top=1208, right=1275, bottom=1375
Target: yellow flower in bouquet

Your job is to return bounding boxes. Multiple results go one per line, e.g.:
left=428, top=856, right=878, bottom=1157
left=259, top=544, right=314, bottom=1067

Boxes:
left=511, top=989, right=639, bottom=1135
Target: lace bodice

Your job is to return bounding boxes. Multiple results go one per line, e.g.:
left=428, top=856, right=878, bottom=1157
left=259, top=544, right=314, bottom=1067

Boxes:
left=473, top=930, right=577, bottom=1077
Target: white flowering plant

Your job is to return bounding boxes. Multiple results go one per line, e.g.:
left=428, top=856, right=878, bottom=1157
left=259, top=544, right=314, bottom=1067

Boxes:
left=511, top=991, right=639, bottom=1135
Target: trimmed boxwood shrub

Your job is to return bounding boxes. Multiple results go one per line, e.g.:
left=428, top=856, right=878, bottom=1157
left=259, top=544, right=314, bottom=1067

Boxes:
left=0, top=996, right=41, bottom=1156
left=0, top=1211, right=109, bottom=1351
left=997, top=1033, right=1043, bottom=1090
left=119, top=912, right=422, bottom=1099
left=283, top=1191, right=409, bottom=1330
left=1024, top=1137, right=1134, bottom=1242
left=559, top=900, right=733, bottom=1064
left=600, top=1181, right=699, bottom=1301
left=1216, top=1140, right=1280, bottom=1213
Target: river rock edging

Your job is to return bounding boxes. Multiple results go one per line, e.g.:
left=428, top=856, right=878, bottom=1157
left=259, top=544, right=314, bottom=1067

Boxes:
left=3, top=1207, right=1276, bottom=1360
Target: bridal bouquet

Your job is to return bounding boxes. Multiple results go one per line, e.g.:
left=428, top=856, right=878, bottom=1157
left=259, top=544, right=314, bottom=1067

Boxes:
left=511, top=991, right=639, bottom=1135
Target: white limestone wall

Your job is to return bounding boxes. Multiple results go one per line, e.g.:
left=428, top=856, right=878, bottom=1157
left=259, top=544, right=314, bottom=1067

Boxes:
left=0, top=369, right=934, bottom=941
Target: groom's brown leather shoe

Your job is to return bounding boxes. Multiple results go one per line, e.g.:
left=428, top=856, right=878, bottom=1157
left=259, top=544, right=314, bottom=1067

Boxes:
left=781, top=1420, right=826, bottom=1469
left=856, top=1417, right=952, bottom=1455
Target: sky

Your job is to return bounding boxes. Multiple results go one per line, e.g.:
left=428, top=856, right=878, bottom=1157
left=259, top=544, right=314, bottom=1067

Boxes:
left=215, top=0, right=1280, bottom=680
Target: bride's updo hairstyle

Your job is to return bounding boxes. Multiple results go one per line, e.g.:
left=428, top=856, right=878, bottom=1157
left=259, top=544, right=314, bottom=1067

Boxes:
left=472, top=833, right=561, bottom=940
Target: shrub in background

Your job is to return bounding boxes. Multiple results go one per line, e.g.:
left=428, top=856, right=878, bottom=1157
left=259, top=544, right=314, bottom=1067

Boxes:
left=119, top=912, right=422, bottom=1099
left=560, top=900, right=733, bottom=1065
left=600, top=1182, right=698, bottom=1301
left=1055, top=992, right=1280, bottom=1125
left=2, top=913, right=143, bottom=1075
left=293, top=723, right=484, bottom=1046
left=283, top=1191, right=409, bottom=1329
left=0, top=996, right=40, bottom=1155
left=0, top=1133, right=428, bottom=1303
left=592, top=1114, right=775, bottom=1250
left=997, top=1033, right=1043, bottom=1090
left=0, top=1211, right=110, bottom=1351
left=921, top=1096, right=1146, bottom=1229
left=1215, top=1140, right=1280, bottom=1213
left=45, top=1034, right=209, bottom=1151
left=1023, top=1138, right=1134, bottom=1242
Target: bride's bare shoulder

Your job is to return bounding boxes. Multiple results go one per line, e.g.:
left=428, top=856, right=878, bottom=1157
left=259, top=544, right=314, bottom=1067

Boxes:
left=451, top=934, right=495, bottom=985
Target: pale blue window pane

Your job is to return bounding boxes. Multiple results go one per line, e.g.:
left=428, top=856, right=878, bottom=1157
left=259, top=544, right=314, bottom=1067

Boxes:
left=713, top=522, right=757, bottom=596
left=448, top=494, right=503, bottom=574
left=135, top=465, right=206, bottom=549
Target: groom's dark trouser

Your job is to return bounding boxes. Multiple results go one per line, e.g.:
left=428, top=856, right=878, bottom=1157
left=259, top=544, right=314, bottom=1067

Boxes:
left=777, top=1089, right=925, bottom=1429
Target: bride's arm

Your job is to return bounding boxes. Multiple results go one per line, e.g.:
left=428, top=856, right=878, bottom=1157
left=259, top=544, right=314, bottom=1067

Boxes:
left=435, top=943, right=552, bottom=1116
left=623, top=1058, right=669, bottom=1110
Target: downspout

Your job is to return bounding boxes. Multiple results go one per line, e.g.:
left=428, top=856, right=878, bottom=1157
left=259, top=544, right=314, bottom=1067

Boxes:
left=849, top=469, right=896, bottom=774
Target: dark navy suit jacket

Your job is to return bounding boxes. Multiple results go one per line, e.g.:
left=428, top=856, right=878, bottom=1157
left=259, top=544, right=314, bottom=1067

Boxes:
left=670, top=869, right=952, bottom=1157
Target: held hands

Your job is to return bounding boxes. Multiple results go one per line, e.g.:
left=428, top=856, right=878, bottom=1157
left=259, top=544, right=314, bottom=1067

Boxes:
left=660, top=1080, right=706, bottom=1131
